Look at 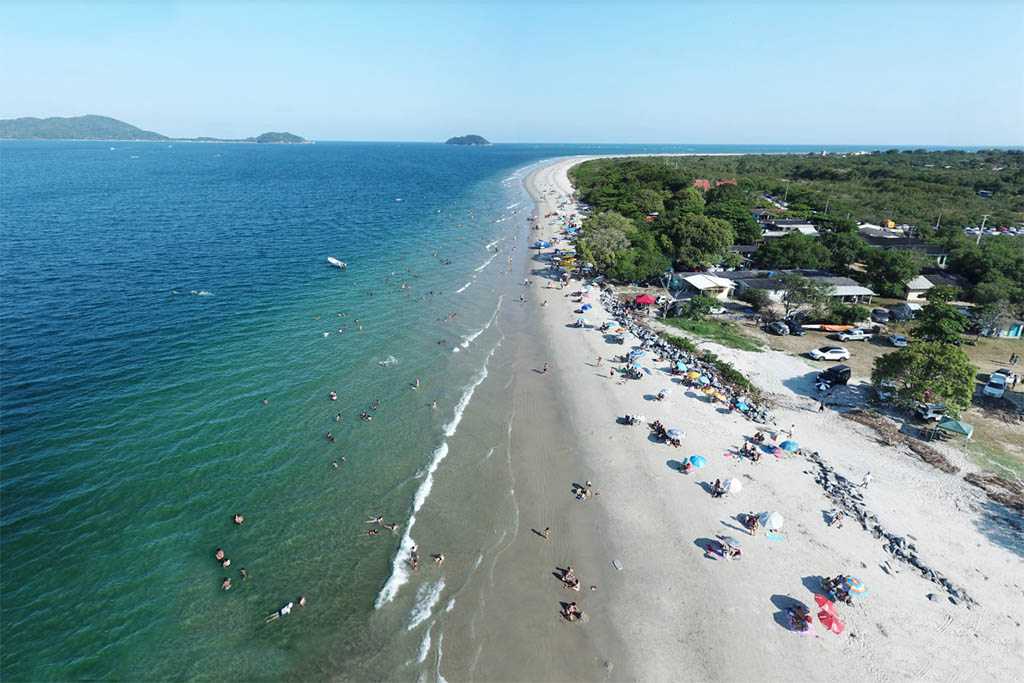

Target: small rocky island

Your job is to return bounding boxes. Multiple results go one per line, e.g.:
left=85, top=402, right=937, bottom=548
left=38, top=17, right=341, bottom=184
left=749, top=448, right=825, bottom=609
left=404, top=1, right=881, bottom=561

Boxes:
left=445, top=134, right=491, bottom=146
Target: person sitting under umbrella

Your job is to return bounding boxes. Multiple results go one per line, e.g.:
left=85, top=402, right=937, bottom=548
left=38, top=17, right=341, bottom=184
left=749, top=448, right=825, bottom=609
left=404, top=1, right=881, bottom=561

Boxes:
left=788, top=606, right=812, bottom=632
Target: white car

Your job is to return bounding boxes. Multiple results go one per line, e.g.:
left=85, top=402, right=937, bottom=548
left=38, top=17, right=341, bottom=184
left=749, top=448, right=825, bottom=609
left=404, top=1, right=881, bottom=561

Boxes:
left=837, top=328, right=871, bottom=342
left=983, top=370, right=1010, bottom=398
left=888, top=334, right=908, bottom=347
left=809, top=346, right=851, bottom=361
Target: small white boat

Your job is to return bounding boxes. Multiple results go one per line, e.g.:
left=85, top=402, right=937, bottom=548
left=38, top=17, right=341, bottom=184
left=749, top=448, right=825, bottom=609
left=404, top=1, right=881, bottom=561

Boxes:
left=327, top=257, right=346, bottom=269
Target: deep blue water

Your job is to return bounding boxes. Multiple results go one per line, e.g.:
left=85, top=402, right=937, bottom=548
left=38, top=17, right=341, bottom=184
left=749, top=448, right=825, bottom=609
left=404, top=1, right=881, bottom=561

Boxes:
left=0, top=140, right=986, bottom=680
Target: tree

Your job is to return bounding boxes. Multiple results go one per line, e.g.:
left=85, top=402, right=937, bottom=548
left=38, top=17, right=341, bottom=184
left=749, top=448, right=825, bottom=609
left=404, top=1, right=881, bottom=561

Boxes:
left=666, top=213, right=735, bottom=270
left=721, top=251, right=744, bottom=269
left=820, top=231, right=868, bottom=273
left=864, top=248, right=923, bottom=298
left=580, top=211, right=632, bottom=271
left=704, top=183, right=745, bottom=205
left=669, top=186, right=705, bottom=213
left=706, top=201, right=762, bottom=243
left=973, top=300, right=1014, bottom=339
left=606, top=230, right=671, bottom=283
left=738, top=287, right=772, bottom=313
left=778, top=273, right=834, bottom=318
left=813, top=215, right=859, bottom=233
left=680, top=294, right=717, bottom=319
left=871, top=342, right=977, bottom=416
left=923, top=285, right=960, bottom=304
left=910, top=299, right=970, bottom=344
left=634, top=188, right=667, bottom=215
left=756, top=232, right=830, bottom=269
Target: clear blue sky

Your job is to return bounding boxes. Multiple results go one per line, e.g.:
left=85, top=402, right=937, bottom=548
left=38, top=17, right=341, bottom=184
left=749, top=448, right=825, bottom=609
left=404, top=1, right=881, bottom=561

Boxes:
left=2, top=1, right=1022, bottom=144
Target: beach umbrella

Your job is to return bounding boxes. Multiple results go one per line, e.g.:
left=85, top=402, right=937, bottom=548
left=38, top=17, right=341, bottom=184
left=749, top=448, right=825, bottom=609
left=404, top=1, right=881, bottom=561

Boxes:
left=675, top=361, right=687, bottom=371
left=814, top=594, right=837, bottom=616
left=629, top=361, right=643, bottom=368
left=635, top=294, right=656, bottom=305
left=721, top=535, right=742, bottom=550
left=687, top=371, right=701, bottom=379
left=759, top=511, right=785, bottom=530
left=842, top=576, right=868, bottom=596
left=736, top=402, right=750, bottom=411
left=581, top=304, right=592, bottom=310
left=629, top=349, right=645, bottom=357
left=779, top=440, right=800, bottom=451
left=689, top=455, right=706, bottom=468
left=697, top=375, right=710, bottom=384
left=723, top=477, right=742, bottom=494
left=616, top=327, right=626, bottom=334
left=714, top=391, right=728, bottom=402
left=818, top=611, right=845, bottom=635
left=666, top=429, right=684, bottom=440
left=658, top=388, right=671, bottom=396
left=702, top=386, right=716, bottom=395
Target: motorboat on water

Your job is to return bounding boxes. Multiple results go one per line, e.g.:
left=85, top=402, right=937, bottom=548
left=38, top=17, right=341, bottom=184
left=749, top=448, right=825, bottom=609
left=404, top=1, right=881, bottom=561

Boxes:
left=328, top=257, right=347, bottom=269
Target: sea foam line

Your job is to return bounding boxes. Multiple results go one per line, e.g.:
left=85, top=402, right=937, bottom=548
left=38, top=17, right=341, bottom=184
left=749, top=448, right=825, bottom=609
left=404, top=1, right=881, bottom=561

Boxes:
left=473, top=252, right=498, bottom=272
left=460, top=296, right=502, bottom=349
left=375, top=349, right=495, bottom=609
left=455, top=281, right=472, bottom=294
left=408, top=579, right=446, bottom=631
left=505, top=201, right=522, bottom=210
left=485, top=238, right=500, bottom=250
left=417, top=626, right=432, bottom=664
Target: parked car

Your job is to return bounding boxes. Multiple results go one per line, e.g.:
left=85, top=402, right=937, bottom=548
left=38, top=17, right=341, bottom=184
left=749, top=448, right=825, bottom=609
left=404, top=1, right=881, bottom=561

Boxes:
left=915, top=402, right=946, bottom=421
left=888, top=303, right=920, bottom=321
left=784, top=319, right=806, bottom=336
left=809, top=345, right=851, bottom=361
left=875, top=381, right=897, bottom=401
left=766, top=321, right=789, bottom=336
left=708, top=305, right=727, bottom=315
left=817, top=364, right=852, bottom=388
left=983, top=369, right=1010, bottom=398
left=888, top=334, right=908, bottom=347
left=871, top=308, right=890, bottom=323
left=837, top=328, right=871, bottom=342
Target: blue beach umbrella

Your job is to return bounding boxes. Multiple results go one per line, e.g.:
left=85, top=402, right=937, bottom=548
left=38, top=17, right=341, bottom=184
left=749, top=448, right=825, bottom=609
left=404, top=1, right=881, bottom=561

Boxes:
left=780, top=440, right=800, bottom=451
left=697, top=375, right=710, bottom=384
left=629, top=361, right=642, bottom=368
left=666, top=429, right=684, bottom=440
left=675, top=361, right=687, bottom=371
left=689, top=455, right=706, bottom=468
left=581, top=304, right=592, bottom=310
left=735, top=402, right=750, bottom=411
left=629, top=349, right=645, bottom=358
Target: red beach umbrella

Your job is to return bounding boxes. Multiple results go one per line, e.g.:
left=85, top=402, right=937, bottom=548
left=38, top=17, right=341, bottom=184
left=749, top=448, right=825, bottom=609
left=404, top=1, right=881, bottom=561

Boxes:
left=635, top=294, right=656, bottom=305
left=818, top=610, right=845, bottom=634
left=814, top=594, right=837, bottom=616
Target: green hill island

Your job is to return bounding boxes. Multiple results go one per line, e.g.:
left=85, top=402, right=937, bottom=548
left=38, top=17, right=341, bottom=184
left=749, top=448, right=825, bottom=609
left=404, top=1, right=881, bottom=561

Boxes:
left=0, top=115, right=308, bottom=143
left=445, top=134, right=491, bottom=146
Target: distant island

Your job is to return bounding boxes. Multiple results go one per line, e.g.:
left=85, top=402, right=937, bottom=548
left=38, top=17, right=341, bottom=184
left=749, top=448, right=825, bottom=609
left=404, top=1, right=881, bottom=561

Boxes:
left=0, top=115, right=308, bottom=143
left=445, top=134, right=491, bottom=146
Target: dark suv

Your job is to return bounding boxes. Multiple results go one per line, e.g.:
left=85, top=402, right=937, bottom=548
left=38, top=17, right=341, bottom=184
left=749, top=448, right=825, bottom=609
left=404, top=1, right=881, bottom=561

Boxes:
left=816, top=364, right=851, bottom=388
left=784, top=319, right=806, bottom=336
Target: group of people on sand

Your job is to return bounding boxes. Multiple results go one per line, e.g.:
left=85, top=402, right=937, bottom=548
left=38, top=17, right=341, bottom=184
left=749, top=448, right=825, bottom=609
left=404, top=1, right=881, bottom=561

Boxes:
left=571, top=481, right=595, bottom=501
left=823, top=575, right=854, bottom=605
left=649, top=420, right=681, bottom=447
left=738, top=441, right=762, bottom=462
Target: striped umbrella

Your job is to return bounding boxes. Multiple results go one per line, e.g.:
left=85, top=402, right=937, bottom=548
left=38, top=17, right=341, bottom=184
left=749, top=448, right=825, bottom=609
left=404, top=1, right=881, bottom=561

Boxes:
left=843, top=576, right=868, bottom=595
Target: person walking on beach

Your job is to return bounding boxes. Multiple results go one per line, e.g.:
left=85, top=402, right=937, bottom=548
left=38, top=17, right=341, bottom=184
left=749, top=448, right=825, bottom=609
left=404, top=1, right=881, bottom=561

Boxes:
left=596, top=356, right=602, bottom=367
left=818, top=401, right=825, bottom=413
left=789, top=424, right=796, bottom=438
left=861, top=471, right=872, bottom=489
left=543, top=527, right=551, bottom=539
left=543, top=363, right=549, bottom=374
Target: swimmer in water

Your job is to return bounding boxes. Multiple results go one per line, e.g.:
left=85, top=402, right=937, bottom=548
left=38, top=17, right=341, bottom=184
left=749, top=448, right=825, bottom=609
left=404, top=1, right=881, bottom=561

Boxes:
left=366, top=516, right=384, bottom=524
left=233, top=514, right=244, bottom=525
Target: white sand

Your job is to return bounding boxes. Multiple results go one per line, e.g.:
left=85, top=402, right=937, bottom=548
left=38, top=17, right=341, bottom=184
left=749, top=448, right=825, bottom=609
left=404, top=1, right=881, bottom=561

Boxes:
left=514, top=157, right=1024, bottom=681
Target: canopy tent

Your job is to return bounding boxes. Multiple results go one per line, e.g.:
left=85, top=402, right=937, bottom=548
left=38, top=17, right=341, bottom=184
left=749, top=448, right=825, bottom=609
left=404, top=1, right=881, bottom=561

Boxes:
left=635, top=294, right=656, bottom=305
left=932, top=417, right=974, bottom=446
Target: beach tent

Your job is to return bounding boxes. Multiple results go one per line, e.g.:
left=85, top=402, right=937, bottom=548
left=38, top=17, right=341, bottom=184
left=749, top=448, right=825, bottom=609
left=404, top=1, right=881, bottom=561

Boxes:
left=932, top=417, right=973, bottom=446
left=759, top=511, right=784, bottom=530
left=635, top=294, right=656, bottom=305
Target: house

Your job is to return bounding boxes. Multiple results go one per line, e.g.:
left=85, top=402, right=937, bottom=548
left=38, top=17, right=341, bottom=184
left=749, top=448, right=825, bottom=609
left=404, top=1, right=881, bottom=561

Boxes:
left=903, top=270, right=973, bottom=302
left=693, top=179, right=711, bottom=191
left=750, top=209, right=775, bottom=223
left=859, top=226, right=949, bottom=266
left=715, top=179, right=737, bottom=186
left=677, top=273, right=736, bottom=301
left=732, top=271, right=875, bottom=304
left=767, top=219, right=817, bottom=232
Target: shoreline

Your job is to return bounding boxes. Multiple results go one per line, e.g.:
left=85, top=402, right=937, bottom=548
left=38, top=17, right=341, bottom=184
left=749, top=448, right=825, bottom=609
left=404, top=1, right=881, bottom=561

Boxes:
left=462, top=156, right=1022, bottom=681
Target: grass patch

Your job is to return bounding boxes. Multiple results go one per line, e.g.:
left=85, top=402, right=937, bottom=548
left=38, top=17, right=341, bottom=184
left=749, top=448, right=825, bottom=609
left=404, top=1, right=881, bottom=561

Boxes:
left=662, top=317, right=764, bottom=353
left=967, top=440, right=1024, bottom=480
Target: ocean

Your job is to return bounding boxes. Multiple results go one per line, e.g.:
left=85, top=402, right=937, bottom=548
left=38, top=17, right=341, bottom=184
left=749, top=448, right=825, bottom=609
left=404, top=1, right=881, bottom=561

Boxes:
left=0, top=140, right=971, bottom=681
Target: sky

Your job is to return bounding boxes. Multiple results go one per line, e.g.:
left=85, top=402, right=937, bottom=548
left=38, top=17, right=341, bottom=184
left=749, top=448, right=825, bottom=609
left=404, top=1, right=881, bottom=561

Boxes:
left=1, top=1, right=1022, bottom=145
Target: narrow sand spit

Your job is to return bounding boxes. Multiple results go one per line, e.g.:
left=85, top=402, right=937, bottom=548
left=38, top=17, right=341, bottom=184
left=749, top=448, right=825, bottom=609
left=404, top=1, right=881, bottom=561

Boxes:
left=472, top=156, right=1023, bottom=681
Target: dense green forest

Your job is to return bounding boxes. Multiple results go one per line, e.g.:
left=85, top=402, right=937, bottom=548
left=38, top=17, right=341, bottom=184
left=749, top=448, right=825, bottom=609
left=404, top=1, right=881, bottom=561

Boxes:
left=568, top=151, right=1024, bottom=315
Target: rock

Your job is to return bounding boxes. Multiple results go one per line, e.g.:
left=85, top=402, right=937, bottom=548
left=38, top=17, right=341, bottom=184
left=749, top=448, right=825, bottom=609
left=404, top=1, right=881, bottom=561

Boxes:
left=949, top=596, right=961, bottom=606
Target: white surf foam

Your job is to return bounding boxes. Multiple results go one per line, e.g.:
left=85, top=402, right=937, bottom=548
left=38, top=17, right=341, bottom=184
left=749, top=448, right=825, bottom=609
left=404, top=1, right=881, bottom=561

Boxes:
left=460, top=297, right=501, bottom=349
left=436, top=632, right=448, bottom=683
left=505, top=201, right=522, bottom=210
left=485, top=239, right=499, bottom=250
left=375, top=348, right=495, bottom=609
left=455, top=281, right=472, bottom=294
left=416, top=625, right=432, bottom=663
left=408, top=579, right=445, bottom=631
left=473, top=252, right=497, bottom=272
left=444, top=597, right=455, bottom=613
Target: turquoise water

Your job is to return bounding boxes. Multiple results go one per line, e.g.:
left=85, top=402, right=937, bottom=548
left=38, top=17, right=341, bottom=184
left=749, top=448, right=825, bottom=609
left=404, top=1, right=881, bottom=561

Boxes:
left=0, top=141, right=976, bottom=680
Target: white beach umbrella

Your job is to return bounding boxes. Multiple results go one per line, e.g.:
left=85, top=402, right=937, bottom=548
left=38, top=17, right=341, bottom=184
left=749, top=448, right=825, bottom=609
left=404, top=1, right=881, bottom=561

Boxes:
left=759, top=511, right=784, bottom=530
left=723, top=477, right=742, bottom=494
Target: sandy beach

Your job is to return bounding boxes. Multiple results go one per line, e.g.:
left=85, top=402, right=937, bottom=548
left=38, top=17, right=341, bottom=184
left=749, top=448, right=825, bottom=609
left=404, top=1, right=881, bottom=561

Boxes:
left=455, top=156, right=1024, bottom=681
